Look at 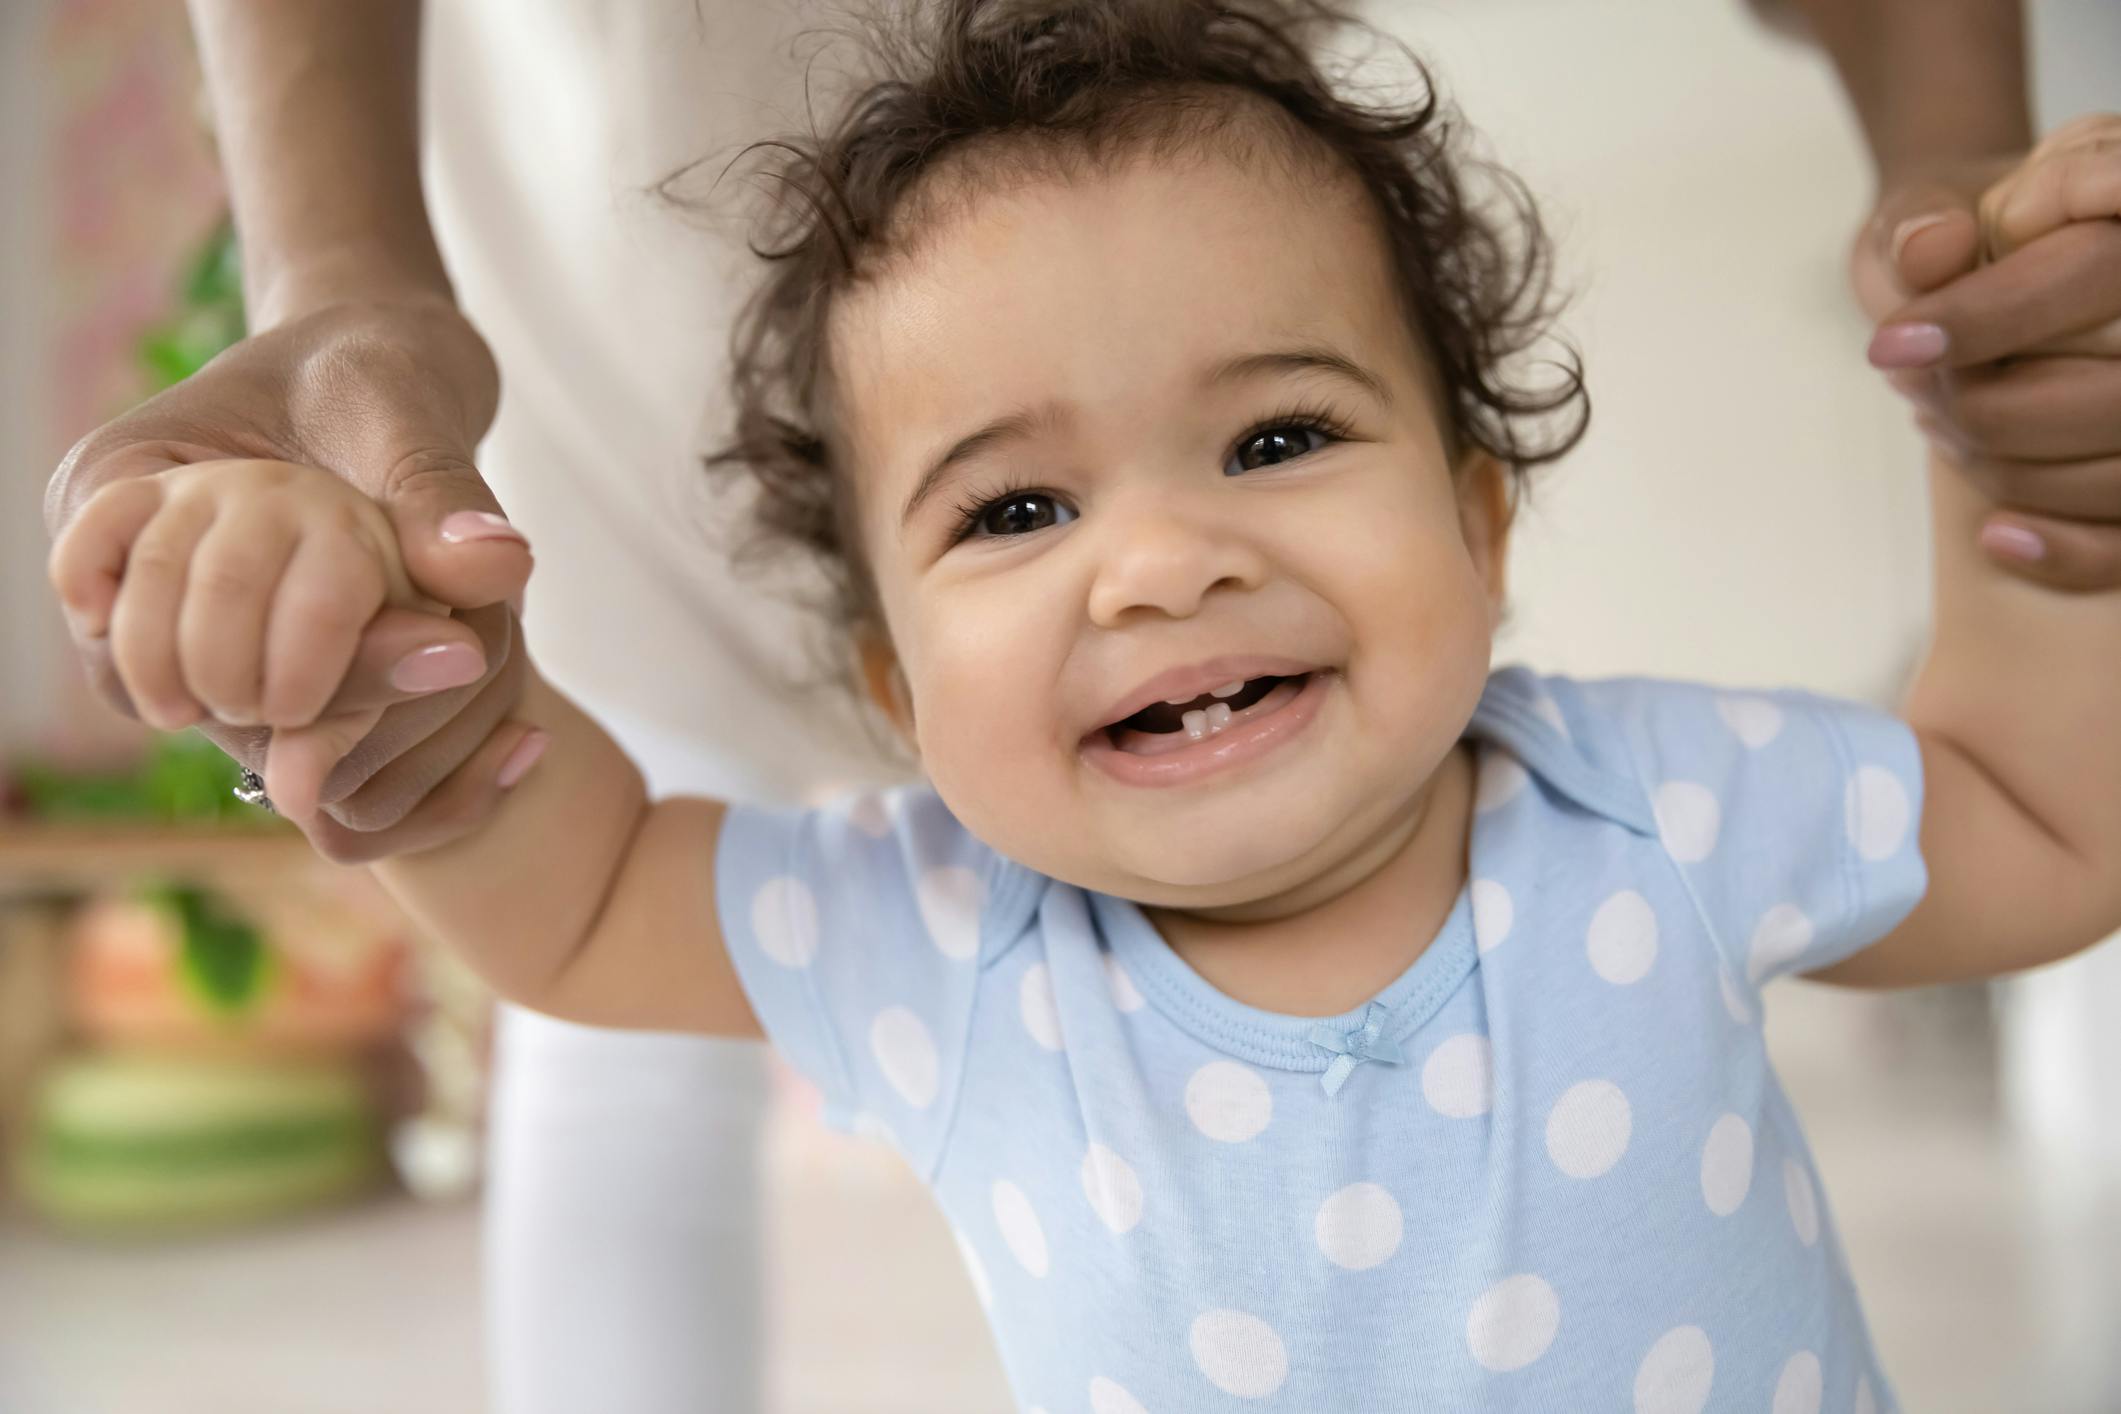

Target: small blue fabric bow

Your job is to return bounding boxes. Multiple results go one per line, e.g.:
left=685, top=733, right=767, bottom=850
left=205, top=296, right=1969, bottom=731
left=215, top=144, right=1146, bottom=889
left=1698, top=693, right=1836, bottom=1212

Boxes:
left=1309, top=1002, right=1404, bottom=1097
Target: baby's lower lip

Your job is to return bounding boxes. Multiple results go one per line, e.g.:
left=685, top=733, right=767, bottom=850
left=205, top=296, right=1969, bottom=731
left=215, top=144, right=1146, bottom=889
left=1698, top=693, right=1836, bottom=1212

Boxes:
left=1080, top=671, right=1330, bottom=787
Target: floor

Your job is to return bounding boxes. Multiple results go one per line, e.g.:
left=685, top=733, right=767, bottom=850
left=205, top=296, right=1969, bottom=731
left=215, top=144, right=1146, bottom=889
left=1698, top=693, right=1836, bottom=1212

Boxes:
left=4, top=981, right=2120, bottom=1414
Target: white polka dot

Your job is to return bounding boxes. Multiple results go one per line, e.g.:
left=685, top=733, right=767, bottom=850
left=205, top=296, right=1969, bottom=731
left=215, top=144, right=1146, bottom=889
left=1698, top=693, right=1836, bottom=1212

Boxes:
left=1089, top=1376, right=1149, bottom=1414
left=1854, top=1375, right=1878, bottom=1414
left=749, top=876, right=818, bottom=968
left=1465, top=1274, right=1560, bottom=1372
left=1314, top=1182, right=1403, bottom=1270
left=1189, top=1309, right=1288, bottom=1398
left=869, top=1007, right=939, bottom=1109
left=1719, top=969, right=1752, bottom=1025
left=1185, top=1061, right=1272, bottom=1143
left=1531, top=692, right=1571, bottom=739
left=1845, top=766, right=1912, bottom=862
left=951, top=1227, right=992, bottom=1308
left=1784, top=1158, right=1820, bottom=1247
left=1746, top=903, right=1815, bottom=984
left=1633, top=1325, right=1714, bottom=1414
left=1019, top=963, right=1064, bottom=1051
left=1476, top=754, right=1530, bottom=812
left=991, top=1179, right=1049, bottom=1277
left=1423, top=1034, right=1494, bottom=1118
left=1082, top=1143, right=1144, bottom=1235
left=1472, top=879, right=1514, bottom=954
left=845, top=793, right=893, bottom=837
left=1700, top=1114, right=1754, bottom=1216
left=1772, top=1350, right=1823, bottom=1414
left=850, top=1111, right=898, bottom=1148
left=1716, top=695, right=1786, bottom=749
left=915, top=865, right=985, bottom=960
left=1586, top=889, right=1659, bottom=984
left=1654, top=781, right=1722, bottom=863
left=1104, top=953, right=1146, bottom=1012
left=1545, top=1080, right=1632, bottom=1179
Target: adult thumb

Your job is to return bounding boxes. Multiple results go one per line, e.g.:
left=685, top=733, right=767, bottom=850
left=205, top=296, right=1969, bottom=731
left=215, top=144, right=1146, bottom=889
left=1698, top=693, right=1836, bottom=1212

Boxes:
left=380, top=448, right=534, bottom=611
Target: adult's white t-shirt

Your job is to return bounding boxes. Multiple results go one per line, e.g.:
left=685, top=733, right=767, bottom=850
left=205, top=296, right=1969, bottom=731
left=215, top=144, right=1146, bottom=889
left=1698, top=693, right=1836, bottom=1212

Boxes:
left=421, top=0, right=898, bottom=807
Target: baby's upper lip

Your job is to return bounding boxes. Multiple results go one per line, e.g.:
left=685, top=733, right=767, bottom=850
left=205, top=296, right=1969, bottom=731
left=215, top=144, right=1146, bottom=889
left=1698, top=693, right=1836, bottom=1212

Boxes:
left=1089, top=655, right=1322, bottom=733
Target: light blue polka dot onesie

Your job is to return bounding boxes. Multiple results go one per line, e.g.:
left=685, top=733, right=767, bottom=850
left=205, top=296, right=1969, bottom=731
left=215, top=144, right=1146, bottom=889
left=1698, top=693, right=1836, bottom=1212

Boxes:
left=717, top=666, right=1928, bottom=1413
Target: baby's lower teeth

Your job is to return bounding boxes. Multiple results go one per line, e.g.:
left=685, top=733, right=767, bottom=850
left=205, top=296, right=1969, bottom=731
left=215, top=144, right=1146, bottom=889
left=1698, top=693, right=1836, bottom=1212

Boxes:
left=1179, top=702, right=1236, bottom=742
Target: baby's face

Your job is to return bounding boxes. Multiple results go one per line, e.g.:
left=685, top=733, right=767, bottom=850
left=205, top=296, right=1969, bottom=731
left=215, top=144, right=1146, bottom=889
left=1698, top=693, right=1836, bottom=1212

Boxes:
left=832, top=149, right=1506, bottom=913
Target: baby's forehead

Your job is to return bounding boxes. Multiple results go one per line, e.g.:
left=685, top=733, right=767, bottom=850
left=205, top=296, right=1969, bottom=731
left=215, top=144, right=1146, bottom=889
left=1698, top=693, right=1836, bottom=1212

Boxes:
left=823, top=137, right=1422, bottom=451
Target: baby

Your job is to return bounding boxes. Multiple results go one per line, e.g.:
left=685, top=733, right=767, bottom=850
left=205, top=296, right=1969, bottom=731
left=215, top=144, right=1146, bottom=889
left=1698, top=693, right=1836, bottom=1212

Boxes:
left=50, top=1, right=2121, bottom=1408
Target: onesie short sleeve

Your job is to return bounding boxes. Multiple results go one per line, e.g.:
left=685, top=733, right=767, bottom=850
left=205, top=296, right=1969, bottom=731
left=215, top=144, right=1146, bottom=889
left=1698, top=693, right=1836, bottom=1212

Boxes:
left=1564, top=675, right=1928, bottom=986
left=715, top=787, right=1030, bottom=1174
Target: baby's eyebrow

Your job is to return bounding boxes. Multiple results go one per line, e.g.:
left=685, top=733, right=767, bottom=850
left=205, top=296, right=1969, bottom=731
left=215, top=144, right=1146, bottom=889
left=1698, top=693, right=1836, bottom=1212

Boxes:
left=1206, top=346, right=1392, bottom=403
left=901, top=402, right=1068, bottom=530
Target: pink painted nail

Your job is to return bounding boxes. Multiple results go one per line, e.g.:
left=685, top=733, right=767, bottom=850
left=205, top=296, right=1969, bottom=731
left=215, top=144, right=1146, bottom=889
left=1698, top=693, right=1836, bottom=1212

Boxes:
left=1868, top=322, right=1949, bottom=369
left=496, top=731, right=550, bottom=790
left=438, top=511, right=529, bottom=546
left=1979, top=522, right=2045, bottom=563
left=390, top=642, right=486, bottom=693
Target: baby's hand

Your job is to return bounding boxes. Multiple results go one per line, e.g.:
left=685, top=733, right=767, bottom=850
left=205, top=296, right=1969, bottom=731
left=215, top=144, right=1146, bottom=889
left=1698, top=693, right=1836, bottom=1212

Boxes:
left=48, top=458, right=423, bottom=747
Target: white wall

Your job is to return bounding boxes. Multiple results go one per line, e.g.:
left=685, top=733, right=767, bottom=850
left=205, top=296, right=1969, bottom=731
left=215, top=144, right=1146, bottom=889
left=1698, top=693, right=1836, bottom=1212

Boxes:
left=1374, top=0, right=1931, bottom=706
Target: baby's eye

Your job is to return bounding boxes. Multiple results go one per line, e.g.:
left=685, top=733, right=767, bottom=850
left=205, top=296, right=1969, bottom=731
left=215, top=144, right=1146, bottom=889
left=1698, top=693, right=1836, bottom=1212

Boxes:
left=1227, top=423, right=1331, bottom=476
left=971, top=492, right=1077, bottom=539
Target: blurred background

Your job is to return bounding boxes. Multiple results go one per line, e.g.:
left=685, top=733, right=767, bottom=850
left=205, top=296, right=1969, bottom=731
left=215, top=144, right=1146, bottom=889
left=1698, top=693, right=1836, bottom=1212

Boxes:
left=0, top=1, right=2116, bottom=1412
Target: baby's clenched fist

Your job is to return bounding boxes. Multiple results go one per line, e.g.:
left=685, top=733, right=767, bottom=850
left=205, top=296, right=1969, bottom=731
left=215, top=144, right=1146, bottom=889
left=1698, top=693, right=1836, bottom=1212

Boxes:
left=48, top=459, right=423, bottom=732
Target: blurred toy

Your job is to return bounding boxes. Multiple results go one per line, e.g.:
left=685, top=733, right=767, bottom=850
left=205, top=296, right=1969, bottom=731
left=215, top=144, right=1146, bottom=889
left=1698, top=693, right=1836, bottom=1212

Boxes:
left=14, top=1051, right=383, bottom=1233
left=66, top=877, right=410, bottom=1053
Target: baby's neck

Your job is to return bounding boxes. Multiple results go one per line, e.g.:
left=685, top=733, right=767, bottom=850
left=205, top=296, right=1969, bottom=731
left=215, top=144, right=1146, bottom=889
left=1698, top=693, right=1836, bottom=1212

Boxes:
left=1148, top=741, right=1476, bottom=1016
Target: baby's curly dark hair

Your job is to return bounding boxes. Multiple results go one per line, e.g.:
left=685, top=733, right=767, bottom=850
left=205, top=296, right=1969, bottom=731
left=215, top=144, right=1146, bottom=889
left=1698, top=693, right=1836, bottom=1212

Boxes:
left=704, top=0, right=1587, bottom=640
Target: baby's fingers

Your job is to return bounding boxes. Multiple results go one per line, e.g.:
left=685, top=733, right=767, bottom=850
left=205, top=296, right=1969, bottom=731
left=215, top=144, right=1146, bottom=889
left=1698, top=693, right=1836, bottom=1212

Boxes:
left=257, top=532, right=390, bottom=728
left=176, top=506, right=301, bottom=726
left=1983, top=115, right=2121, bottom=258
left=107, top=495, right=218, bottom=730
left=47, top=477, right=164, bottom=641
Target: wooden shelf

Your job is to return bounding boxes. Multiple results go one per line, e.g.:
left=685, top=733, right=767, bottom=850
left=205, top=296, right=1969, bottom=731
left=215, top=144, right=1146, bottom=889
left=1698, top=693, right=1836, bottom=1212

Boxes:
left=0, top=823, right=314, bottom=898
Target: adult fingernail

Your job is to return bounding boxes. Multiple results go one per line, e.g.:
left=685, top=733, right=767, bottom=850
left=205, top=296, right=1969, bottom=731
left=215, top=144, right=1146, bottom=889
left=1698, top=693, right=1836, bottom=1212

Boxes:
left=1868, top=322, right=1948, bottom=369
left=497, top=730, right=550, bottom=790
left=1979, top=522, right=2045, bottom=563
left=438, top=511, right=529, bottom=547
left=1889, top=214, right=1950, bottom=266
left=390, top=642, right=487, bottom=693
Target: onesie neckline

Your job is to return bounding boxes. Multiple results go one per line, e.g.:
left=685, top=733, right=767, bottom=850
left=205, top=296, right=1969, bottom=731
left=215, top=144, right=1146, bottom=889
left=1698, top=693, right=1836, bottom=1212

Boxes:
left=1082, top=666, right=1656, bottom=1072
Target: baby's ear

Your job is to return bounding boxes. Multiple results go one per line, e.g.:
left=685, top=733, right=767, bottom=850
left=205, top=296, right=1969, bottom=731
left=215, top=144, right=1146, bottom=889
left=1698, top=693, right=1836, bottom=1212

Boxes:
left=1455, top=450, right=1513, bottom=620
left=857, top=634, right=917, bottom=746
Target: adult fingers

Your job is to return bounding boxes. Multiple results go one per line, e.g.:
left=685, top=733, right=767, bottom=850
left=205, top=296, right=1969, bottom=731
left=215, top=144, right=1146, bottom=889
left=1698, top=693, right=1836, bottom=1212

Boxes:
left=254, top=533, right=390, bottom=728
left=299, top=718, right=549, bottom=866
left=1933, top=448, right=2121, bottom=524
left=264, top=708, right=385, bottom=823
left=1976, top=507, right=2121, bottom=593
left=1923, top=356, right=2121, bottom=464
left=106, top=496, right=217, bottom=731
left=1870, top=221, right=2121, bottom=369
left=316, top=604, right=523, bottom=825
left=310, top=605, right=491, bottom=718
left=177, top=505, right=301, bottom=726
left=378, top=447, right=534, bottom=612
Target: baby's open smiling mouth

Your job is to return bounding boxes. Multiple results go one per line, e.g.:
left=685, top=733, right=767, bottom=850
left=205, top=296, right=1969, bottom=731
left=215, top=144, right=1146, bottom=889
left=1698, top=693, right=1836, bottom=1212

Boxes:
left=1080, top=669, right=1332, bottom=786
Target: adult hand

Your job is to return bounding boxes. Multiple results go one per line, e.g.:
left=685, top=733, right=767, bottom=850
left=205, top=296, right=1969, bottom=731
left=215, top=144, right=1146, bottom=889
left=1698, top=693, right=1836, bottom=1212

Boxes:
left=45, top=295, right=536, bottom=860
left=1850, top=122, right=2121, bottom=591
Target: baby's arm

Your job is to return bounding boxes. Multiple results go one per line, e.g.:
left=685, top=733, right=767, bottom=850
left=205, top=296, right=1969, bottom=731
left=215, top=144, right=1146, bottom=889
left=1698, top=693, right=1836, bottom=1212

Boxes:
left=1815, top=135, right=2121, bottom=983
left=49, top=458, right=756, bottom=1033
left=367, top=672, right=760, bottom=1036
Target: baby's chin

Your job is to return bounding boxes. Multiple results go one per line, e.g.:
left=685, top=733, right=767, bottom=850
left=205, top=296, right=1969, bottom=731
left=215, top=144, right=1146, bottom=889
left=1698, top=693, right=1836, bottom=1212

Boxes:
left=1030, top=802, right=1356, bottom=909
